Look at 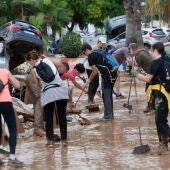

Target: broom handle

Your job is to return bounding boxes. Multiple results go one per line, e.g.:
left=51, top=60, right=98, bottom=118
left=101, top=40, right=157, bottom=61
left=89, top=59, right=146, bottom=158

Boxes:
left=134, top=77, right=143, bottom=145
left=73, top=83, right=87, bottom=108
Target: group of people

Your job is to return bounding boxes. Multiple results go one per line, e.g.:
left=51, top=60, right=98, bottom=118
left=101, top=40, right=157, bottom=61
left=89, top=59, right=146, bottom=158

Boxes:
left=1, top=36, right=170, bottom=166
left=82, top=39, right=170, bottom=154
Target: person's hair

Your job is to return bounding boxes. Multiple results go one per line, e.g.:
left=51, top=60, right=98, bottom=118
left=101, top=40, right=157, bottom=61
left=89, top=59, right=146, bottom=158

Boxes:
left=74, top=63, right=85, bottom=73
left=62, top=62, right=69, bottom=71
left=81, top=43, right=92, bottom=52
left=152, top=42, right=166, bottom=57
left=25, top=50, right=40, bottom=61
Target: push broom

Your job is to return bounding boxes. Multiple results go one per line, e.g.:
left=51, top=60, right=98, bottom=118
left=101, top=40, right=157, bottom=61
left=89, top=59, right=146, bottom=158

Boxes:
left=132, top=77, right=150, bottom=154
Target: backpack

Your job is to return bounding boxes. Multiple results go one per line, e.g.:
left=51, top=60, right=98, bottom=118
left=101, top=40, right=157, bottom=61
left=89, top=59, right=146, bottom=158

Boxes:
left=163, top=60, right=170, bottom=92
left=94, top=49, right=119, bottom=72
left=34, top=60, right=56, bottom=83
left=0, top=80, right=8, bottom=92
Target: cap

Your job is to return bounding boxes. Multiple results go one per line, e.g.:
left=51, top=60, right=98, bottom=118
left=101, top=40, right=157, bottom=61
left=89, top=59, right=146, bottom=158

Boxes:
left=98, top=37, right=106, bottom=44
left=128, top=43, right=138, bottom=50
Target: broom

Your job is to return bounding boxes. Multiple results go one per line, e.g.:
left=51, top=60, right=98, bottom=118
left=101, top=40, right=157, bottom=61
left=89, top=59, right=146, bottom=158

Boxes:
left=132, top=77, right=150, bottom=154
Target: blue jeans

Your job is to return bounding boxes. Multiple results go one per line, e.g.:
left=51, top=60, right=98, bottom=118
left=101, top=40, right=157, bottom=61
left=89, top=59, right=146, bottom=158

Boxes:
left=101, top=80, right=114, bottom=119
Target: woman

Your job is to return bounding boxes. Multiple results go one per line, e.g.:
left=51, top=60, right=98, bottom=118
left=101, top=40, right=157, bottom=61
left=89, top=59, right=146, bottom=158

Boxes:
left=0, top=68, right=23, bottom=164
left=25, top=51, right=68, bottom=145
left=131, top=42, right=170, bottom=154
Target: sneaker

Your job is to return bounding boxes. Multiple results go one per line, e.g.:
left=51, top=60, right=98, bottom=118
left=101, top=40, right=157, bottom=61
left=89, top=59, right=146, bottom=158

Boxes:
left=8, top=158, right=23, bottom=165
left=66, top=116, right=73, bottom=122
left=53, top=134, right=61, bottom=142
left=99, top=117, right=112, bottom=121
left=46, top=140, right=54, bottom=147
left=116, top=94, right=126, bottom=99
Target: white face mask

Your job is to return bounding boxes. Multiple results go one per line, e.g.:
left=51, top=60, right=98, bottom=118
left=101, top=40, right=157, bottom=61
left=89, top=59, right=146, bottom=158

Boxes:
left=0, top=42, right=4, bottom=54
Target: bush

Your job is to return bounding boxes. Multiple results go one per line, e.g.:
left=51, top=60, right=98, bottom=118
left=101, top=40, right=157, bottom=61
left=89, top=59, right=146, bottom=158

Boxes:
left=59, top=32, right=82, bottom=58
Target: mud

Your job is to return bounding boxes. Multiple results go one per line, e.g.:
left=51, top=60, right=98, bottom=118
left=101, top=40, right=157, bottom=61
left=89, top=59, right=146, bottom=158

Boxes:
left=1, top=72, right=170, bottom=170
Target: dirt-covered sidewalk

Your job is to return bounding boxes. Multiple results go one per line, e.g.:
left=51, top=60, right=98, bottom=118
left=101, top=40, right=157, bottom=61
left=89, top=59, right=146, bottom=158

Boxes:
left=0, top=72, right=170, bottom=170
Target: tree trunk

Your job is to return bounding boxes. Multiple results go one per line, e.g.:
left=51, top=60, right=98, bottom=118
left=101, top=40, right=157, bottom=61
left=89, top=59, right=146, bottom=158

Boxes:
left=124, top=0, right=143, bottom=48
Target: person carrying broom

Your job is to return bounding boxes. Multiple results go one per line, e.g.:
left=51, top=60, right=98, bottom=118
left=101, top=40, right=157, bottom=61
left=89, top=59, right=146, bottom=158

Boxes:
left=81, top=43, right=118, bottom=121
left=131, top=42, right=170, bottom=154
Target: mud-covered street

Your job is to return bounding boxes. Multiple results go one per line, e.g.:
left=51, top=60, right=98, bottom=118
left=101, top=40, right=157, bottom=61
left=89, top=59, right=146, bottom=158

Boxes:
left=1, top=72, right=170, bottom=170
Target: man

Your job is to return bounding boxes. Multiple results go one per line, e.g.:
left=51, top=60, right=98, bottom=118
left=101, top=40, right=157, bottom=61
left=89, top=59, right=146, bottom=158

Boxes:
left=60, top=63, right=86, bottom=109
left=128, top=43, right=153, bottom=113
left=84, top=36, right=107, bottom=103
left=81, top=43, right=118, bottom=121
left=93, top=36, right=107, bottom=50
left=60, top=63, right=85, bottom=91
left=111, top=47, right=132, bottom=98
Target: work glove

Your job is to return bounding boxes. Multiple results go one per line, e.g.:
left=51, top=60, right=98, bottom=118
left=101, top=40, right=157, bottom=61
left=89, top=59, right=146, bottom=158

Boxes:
left=131, top=69, right=138, bottom=77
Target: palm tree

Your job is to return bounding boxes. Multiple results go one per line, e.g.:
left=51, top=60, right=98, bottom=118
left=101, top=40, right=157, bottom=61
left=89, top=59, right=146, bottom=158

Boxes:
left=165, top=0, right=170, bottom=24
left=123, top=0, right=143, bottom=47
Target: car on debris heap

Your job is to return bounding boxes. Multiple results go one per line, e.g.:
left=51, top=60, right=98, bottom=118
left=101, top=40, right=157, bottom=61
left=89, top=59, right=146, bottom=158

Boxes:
left=0, top=20, right=43, bottom=69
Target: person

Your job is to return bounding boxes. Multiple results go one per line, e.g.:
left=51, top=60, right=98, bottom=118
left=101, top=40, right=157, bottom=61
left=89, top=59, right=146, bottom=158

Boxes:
left=25, top=69, right=45, bottom=137
left=93, top=36, right=107, bottom=50
left=128, top=43, right=153, bottom=113
left=60, top=63, right=85, bottom=91
left=111, top=47, right=132, bottom=98
left=0, top=68, right=23, bottom=164
left=81, top=43, right=118, bottom=121
left=60, top=63, right=85, bottom=109
left=83, top=37, right=106, bottom=104
left=131, top=42, right=170, bottom=154
left=26, top=51, right=69, bottom=145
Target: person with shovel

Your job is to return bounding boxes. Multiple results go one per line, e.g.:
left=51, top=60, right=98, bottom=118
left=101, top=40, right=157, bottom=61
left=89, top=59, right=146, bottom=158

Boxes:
left=131, top=42, right=170, bottom=154
left=81, top=43, right=118, bottom=121
left=128, top=43, right=153, bottom=114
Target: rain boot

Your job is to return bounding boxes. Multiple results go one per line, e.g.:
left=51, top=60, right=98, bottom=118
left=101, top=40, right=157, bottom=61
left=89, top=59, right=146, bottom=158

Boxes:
left=156, top=137, right=168, bottom=155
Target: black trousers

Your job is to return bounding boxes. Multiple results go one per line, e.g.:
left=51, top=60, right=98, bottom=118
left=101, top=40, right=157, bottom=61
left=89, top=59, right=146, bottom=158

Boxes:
left=44, top=99, right=68, bottom=140
left=152, top=90, right=170, bottom=143
left=86, top=69, right=99, bottom=103
left=0, top=102, right=17, bottom=154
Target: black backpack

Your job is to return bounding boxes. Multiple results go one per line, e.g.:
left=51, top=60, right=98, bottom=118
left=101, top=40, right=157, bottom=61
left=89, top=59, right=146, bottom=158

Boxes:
left=163, top=60, right=170, bottom=92
left=34, top=60, right=56, bottom=83
left=0, top=80, right=8, bottom=92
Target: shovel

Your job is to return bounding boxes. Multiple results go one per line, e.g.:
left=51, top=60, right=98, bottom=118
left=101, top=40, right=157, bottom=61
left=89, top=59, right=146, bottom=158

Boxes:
left=132, top=77, right=150, bottom=154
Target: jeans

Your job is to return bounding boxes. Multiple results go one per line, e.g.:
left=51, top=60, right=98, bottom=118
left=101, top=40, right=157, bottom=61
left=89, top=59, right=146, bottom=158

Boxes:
left=101, top=80, right=114, bottom=119
left=44, top=99, right=68, bottom=140
left=86, top=69, right=99, bottom=103
left=152, top=90, right=170, bottom=143
left=0, top=102, right=17, bottom=154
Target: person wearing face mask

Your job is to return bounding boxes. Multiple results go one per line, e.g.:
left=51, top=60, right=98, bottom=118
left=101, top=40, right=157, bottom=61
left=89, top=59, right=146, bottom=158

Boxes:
left=131, top=42, right=170, bottom=154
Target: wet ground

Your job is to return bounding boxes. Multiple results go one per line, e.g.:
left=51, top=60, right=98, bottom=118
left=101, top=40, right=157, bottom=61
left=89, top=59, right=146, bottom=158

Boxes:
left=1, top=72, right=170, bottom=170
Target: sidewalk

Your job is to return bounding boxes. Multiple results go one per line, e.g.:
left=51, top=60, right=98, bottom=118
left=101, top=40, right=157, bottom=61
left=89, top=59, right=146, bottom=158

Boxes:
left=0, top=73, right=170, bottom=170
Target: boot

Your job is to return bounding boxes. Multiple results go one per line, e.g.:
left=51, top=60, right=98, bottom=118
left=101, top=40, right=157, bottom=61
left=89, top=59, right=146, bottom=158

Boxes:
left=156, top=142, right=168, bottom=155
left=34, top=128, right=45, bottom=137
